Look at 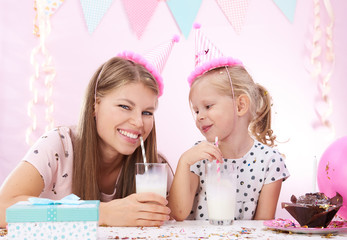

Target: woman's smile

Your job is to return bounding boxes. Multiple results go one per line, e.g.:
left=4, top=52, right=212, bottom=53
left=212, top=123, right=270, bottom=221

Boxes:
left=118, top=128, right=140, bottom=144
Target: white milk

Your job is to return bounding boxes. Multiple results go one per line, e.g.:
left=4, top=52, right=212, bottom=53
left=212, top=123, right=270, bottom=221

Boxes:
left=135, top=173, right=167, bottom=198
left=206, top=178, right=236, bottom=221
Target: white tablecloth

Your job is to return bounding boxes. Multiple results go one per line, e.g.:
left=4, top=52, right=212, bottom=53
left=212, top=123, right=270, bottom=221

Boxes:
left=98, top=220, right=347, bottom=240
left=1, top=220, right=347, bottom=239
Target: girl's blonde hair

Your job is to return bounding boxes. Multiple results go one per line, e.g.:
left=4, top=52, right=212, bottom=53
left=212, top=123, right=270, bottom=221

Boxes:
left=190, top=65, right=276, bottom=147
left=72, top=57, right=161, bottom=200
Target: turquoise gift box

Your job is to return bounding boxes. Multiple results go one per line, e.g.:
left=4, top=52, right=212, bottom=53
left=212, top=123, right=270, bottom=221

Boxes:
left=6, top=194, right=99, bottom=240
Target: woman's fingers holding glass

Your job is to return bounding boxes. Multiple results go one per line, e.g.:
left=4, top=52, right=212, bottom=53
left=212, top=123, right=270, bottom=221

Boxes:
left=135, top=192, right=168, bottom=206
left=137, top=209, right=170, bottom=221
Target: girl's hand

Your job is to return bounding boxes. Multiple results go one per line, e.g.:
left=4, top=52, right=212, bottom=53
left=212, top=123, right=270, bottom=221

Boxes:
left=99, top=192, right=171, bottom=227
left=181, top=141, right=222, bottom=166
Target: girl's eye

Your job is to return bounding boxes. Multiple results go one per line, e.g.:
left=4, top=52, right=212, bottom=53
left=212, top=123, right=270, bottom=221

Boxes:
left=195, top=110, right=199, bottom=115
left=142, top=111, right=153, bottom=116
left=118, top=104, right=130, bottom=110
left=206, top=104, right=212, bottom=109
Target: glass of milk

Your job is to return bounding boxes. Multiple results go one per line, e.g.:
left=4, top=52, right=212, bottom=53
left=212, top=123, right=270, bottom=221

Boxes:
left=206, top=161, right=236, bottom=225
left=135, top=163, right=167, bottom=198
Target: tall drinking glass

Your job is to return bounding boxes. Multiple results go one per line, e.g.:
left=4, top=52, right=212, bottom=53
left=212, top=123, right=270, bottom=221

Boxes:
left=135, top=163, right=167, bottom=198
left=206, top=161, right=237, bottom=225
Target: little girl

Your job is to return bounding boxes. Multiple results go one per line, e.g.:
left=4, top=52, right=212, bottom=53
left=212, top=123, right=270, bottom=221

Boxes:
left=168, top=25, right=290, bottom=221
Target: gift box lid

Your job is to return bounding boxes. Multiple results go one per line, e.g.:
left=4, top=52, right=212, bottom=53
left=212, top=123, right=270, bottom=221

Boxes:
left=6, top=200, right=100, bottom=223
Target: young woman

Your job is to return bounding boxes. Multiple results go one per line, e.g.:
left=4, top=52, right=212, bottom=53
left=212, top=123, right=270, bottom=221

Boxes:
left=0, top=55, right=171, bottom=227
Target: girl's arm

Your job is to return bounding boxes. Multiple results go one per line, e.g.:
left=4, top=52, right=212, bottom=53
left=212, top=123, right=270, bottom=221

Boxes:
left=167, top=156, right=199, bottom=221
left=0, top=161, right=44, bottom=228
left=168, top=142, right=222, bottom=221
left=253, top=179, right=282, bottom=220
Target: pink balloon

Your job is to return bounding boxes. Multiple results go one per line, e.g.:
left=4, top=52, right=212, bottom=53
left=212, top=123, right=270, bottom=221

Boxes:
left=317, top=136, right=347, bottom=220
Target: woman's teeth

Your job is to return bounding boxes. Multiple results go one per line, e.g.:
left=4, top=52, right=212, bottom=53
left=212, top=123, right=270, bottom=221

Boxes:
left=119, top=130, right=138, bottom=139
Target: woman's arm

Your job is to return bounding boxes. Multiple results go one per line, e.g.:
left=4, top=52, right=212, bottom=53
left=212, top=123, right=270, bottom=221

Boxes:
left=0, top=161, right=44, bottom=227
left=253, top=179, right=282, bottom=220
left=1, top=162, right=171, bottom=228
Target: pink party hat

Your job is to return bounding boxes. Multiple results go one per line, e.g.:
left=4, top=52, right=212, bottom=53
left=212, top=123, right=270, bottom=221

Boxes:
left=118, top=35, right=180, bottom=97
left=187, top=23, right=243, bottom=86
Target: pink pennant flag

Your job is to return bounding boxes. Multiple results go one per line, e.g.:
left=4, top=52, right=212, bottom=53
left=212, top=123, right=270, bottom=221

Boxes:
left=215, top=0, right=249, bottom=34
left=122, top=0, right=159, bottom=39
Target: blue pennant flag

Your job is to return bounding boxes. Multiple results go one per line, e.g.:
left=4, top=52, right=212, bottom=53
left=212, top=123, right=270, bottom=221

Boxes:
left=273, top=0, right=297, bottom=23
left=167, top=0, right=203, bottom=38
left=80, top=0, right=115, bottom=34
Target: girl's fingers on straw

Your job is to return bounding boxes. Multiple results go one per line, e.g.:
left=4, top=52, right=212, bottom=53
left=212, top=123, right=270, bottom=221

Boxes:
left=202, top=143, right=222, bottom=162
left=211, top=146, right=223, bottom=162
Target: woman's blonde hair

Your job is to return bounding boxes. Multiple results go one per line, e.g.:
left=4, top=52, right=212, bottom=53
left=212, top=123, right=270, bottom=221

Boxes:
left=190, top=65, right=276, bottom=147
left=72, top=57, right=161, bottom=200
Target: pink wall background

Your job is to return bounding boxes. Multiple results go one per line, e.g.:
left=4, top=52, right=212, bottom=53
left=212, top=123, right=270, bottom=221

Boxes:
left=1, top=0, right=346, bottom=219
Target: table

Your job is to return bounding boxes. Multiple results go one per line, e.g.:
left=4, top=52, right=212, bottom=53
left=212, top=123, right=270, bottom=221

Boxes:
left=1, top=220, right=347, bottom=239
left=97, top=220, right=347, bottom=240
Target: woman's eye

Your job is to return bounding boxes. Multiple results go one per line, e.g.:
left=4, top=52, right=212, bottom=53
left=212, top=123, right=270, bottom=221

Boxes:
left=206, top=105, right=212, bottom=109
left=142, top=111, right=153, bottom=116
left=195, top=110, right=199, bottom=115
left=118, top=104, right=130, bottom=110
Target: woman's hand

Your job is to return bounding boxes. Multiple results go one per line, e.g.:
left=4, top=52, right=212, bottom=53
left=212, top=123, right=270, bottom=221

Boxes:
left=99, top=192, right=171, bottom=227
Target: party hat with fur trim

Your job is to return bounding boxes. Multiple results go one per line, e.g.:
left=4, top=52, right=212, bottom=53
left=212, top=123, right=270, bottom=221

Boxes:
left=187, top=23, right=242, bottom=86
left=118, top=35, right=180, bottom=97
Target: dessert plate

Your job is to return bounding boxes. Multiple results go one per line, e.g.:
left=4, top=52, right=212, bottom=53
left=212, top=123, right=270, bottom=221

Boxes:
left=264, top=219, right=347, bottom=234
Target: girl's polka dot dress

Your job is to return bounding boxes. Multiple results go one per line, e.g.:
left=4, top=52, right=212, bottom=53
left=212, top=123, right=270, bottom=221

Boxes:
left=188, top=139, right=290, bottom=220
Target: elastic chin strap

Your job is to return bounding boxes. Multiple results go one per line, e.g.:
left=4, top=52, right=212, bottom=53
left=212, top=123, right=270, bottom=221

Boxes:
left=225, top=66, right=238, bottom=133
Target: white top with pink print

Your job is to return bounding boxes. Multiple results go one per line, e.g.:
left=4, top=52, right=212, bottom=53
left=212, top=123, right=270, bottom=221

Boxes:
left=24, top=127, right=115, bottom=202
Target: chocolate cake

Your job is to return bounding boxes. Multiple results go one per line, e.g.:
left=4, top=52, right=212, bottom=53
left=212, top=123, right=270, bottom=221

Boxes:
left=281, top=192, right=343, bottom=228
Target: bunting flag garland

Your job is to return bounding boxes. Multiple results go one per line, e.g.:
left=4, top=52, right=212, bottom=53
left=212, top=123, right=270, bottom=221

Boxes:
left=272, top=0, right=297, bottom=23
left=80, top=0, right=114, bottom=34
left=215, top=0, right=249, bottom=35
left=121, top=0, right=159, bottom=39
left=167, top=0, right=202, bottom=39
